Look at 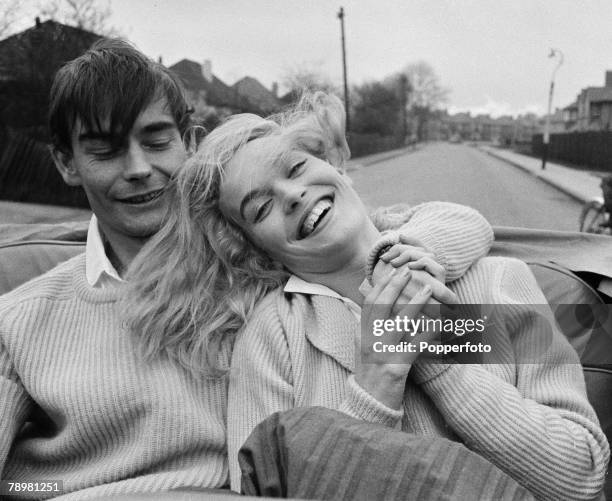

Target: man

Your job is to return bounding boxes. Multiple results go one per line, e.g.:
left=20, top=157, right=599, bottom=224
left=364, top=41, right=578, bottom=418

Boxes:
left=0, top=39, right=528, bottom=500
left=0, top=39, right=232, bottom=500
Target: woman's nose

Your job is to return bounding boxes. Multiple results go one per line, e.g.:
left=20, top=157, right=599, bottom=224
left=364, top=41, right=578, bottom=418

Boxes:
left=276, top=180, right=307, bottom=214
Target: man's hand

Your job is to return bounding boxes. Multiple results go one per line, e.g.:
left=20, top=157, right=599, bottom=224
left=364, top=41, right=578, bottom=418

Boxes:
left=380, top=243, right=446, bottom=283
left=372, top=242, right=457, bottom=320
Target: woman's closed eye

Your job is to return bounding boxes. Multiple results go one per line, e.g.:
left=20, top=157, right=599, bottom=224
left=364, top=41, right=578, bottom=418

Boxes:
left=288, top=159, right=306, bottom=177
left=253, top=200, right=272, bottom=223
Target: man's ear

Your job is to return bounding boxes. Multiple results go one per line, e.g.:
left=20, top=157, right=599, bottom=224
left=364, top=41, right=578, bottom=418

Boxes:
left=51, top=148, right=82, bottom=187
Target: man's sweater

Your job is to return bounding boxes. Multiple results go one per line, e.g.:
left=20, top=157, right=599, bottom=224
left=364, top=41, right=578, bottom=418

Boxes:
left=228, top=257, right=610, bottom=500
left=0, top=255, right=229, bottom=500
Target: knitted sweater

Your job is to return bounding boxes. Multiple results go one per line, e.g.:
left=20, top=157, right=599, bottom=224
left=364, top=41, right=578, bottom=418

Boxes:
left=228, top=257, right=610, bottom=500
left=0, top=200, right=490, bottom=499
left=0, top=255, right=230, bottom=500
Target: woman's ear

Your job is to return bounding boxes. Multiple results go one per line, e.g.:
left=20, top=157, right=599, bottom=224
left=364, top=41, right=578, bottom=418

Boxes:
left=51, top=148, right=82, bottom=187
left=313, top=93, right=350, bottom=169
left=326, top=138, right=349, bottom=170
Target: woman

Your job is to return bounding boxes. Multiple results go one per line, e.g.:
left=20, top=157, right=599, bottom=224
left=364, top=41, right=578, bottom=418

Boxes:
left=125, top=93, right=608, bottom=500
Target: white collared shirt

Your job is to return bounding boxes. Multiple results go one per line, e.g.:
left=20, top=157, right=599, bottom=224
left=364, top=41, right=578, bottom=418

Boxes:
left=283, top=274, right=362, bottom=320
left=85, top=215, right=124, bottom=288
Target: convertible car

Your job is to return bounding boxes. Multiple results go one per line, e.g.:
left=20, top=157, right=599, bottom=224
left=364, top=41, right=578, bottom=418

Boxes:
left=1, top=221, right=611, bottom=499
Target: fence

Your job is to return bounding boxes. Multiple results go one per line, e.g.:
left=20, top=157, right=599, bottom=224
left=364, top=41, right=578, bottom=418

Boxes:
left=0, top=125, right=89, bottom=207
left=532, top=131, right=612, bottom=172
left=348, top=133, right=406, bottom=159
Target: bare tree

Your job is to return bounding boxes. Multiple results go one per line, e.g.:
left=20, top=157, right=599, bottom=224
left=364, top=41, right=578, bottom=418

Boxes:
left=40, top=0, right=120, bottom=36
left=400, top=61, right=449, bottom=141
left=281, top=61, right=338, bottom=101
left=402, top=61, right=449, bottom=109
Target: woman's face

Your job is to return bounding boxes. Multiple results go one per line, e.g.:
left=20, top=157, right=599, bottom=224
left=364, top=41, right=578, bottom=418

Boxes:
left=219, top=135, right=369, bottom=275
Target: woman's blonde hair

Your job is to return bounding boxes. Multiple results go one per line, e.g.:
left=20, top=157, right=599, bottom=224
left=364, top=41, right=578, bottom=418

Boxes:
left=123, top=91, right=350, bottom=375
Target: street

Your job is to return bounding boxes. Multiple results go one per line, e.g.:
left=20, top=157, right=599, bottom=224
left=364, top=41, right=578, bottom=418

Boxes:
left=350, top=143, right=583, bottom=232
left=0, top=143, right=584, bottom=230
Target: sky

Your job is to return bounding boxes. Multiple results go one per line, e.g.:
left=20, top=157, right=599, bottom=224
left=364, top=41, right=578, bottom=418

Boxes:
left=12, top=0, right=612, bottom=117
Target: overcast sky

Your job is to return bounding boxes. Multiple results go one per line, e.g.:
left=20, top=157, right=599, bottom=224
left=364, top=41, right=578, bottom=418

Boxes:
left=15, top=0, right=612, bottom=117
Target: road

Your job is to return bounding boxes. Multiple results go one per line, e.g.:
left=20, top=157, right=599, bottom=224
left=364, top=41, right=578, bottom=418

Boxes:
left=349, top=143, right=583, bottom=232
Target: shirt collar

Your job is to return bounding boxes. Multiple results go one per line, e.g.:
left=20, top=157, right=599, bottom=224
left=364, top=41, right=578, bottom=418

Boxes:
left=284, top=274, right=362, bottom=319
left=85, top=215, right=124, bottom=288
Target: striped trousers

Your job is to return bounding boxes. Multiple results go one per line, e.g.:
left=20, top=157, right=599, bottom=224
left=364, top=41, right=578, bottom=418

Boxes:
left=239, top=407, right=533, bottom=500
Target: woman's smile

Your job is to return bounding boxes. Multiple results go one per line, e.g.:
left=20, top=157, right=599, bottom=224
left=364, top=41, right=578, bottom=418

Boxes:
left=297, top=195, right=334, bottom=239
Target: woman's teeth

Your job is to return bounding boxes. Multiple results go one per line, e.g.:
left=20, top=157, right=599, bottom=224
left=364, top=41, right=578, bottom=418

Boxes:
left=301, top=199, right=332, bottom=238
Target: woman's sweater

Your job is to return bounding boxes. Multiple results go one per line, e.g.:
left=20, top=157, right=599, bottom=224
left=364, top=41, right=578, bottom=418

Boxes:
left=0, top=255, right=229, bottom=500
left=228, top=257, right=609, bottom=500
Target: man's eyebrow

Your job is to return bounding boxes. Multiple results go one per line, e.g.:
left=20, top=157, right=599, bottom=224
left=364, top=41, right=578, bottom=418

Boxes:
left=77, top=121, right=176, bottom=143
left=78, top=131, right=112, bottom=142
left=240, top=189, right=268, bottom=221
left=141, top=121, right=177, bottom=134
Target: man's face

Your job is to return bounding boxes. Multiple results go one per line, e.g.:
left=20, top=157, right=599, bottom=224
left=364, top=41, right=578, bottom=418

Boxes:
left=59, top=97, right=186, bottom=240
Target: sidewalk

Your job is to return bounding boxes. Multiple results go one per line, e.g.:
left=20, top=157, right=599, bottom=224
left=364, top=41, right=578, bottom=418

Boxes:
left=479, top=145, right=603, bottom=204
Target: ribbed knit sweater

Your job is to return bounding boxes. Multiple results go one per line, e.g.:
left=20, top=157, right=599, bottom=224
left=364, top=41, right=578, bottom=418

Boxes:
left=0, top=255, right=230, bottom=500
left=0, top=200, right=491, bottom=499
left=228, top=257, right=610, bottom=500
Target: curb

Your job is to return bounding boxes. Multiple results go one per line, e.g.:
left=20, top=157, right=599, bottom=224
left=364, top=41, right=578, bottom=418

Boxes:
left=482, top=148, right=593, bottom=204
left=346, top=145, right=418, bottom=172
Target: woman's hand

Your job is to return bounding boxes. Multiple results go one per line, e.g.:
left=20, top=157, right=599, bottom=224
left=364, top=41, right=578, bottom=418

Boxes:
left=356, top=267, right=434, bottom=410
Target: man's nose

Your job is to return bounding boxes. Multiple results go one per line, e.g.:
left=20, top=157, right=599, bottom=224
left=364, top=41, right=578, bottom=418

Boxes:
left=277, top=180, right=307, bottom=214
left=123, top=144, right=152, bottom=180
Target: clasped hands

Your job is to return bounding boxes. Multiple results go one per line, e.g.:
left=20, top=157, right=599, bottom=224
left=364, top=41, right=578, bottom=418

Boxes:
left=356, top=235, right=454, bottom=410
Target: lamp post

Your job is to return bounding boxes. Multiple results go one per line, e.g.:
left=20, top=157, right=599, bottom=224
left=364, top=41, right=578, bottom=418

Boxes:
left=542, top=48, right=564, bottom=170
left=337, top=6, right=350, bottom=132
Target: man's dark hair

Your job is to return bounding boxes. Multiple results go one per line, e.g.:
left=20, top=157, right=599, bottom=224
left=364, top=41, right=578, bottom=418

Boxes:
left=49, top=38, right=192, bottom=154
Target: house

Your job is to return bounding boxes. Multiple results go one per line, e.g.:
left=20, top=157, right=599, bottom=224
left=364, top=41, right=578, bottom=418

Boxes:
left=441, top=111, right=541, bottom=145
left=0, top=18, right=100, bottom=207
left=444, top=112, right=474, bottom=140
left=231, top=76, right=281, bottom=114
left=562, top=71, right=612, bottom=132
left=562, top=101, right=578, bottom=130
left=168, top=59, right=262, bottom=122
left=549, top=107, right=567, bottom=133
left=0, top=18, right=101, bottom=132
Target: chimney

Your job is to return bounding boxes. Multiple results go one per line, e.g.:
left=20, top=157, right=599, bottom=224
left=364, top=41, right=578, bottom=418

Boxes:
left=202, top=60, right=213, bottom=83
left=35, top=16, right=41, bottom=28
left=606, top=71, right=612, bottom=88
left=271, top=82, right=278, bottom=97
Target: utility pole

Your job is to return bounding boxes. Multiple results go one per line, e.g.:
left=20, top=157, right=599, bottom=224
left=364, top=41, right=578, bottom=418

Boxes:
left=542, top=48, right=564, bottom=170
left=337, top=7, right=350, bottom=132
left=399, top=74, right=409, bottom=142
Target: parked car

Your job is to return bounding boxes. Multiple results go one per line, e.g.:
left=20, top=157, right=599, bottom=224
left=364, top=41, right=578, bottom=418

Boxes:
left=1, top=221, right=611, bottom=499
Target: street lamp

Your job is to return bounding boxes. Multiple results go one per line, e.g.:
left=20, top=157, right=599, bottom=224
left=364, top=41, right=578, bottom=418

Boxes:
left=541, top=48, right=564, bottom=170
left=337, top=7, right=350, bottom=132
